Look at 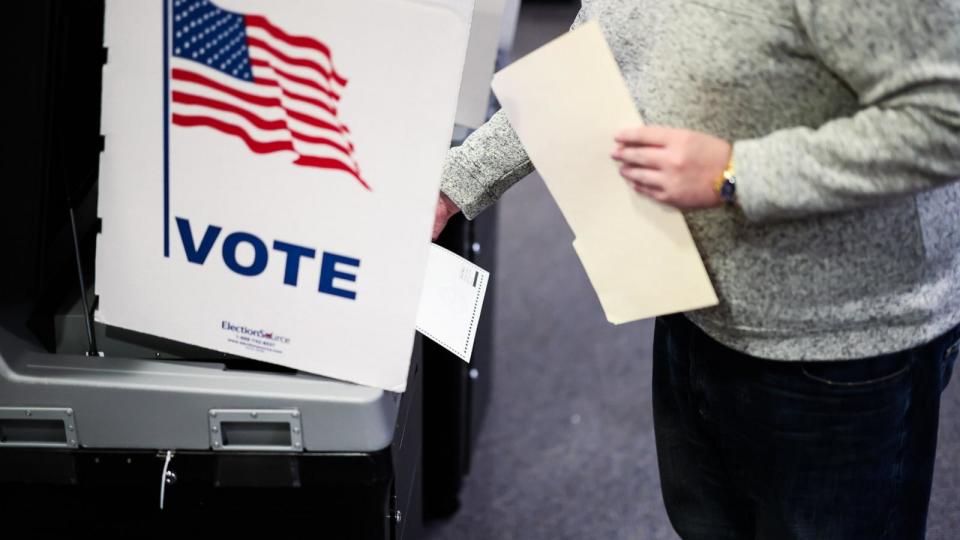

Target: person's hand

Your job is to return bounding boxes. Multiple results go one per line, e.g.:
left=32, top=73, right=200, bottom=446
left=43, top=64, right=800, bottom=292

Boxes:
left=432, top=192, right=460, bottom=241
left=611, top=126, right=732, bottom=210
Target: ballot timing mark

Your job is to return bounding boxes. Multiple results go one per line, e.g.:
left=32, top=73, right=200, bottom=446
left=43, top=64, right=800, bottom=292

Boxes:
left=175, top=217, right=360, bottom=300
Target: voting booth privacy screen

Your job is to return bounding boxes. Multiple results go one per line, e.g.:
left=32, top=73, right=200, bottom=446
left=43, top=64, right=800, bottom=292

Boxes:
left=96, top=0, right=473, bottom=391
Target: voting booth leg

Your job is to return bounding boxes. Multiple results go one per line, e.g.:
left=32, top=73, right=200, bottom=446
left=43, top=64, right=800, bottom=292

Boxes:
left=422, top=206, right=497, bottom=518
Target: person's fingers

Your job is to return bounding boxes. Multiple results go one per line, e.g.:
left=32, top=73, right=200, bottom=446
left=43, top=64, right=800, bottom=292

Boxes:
left=433, top=211, right=451, bottom=240
left=619, top=165, right=664, bottom=188
left=631, top=182, right=670, bottom=204
left=614, top=125, right=674, bottom=146
left=439, top=192, right=458, bottom=214
left=611, top=146, right=669, bottom=169
left=432, top=195, right=456, bottom=241
left=631, top=182, right=663, bottom=197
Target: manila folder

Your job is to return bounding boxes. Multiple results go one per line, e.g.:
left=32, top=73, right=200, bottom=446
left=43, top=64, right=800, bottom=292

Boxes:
left=490, top=21, right=718, bottom=324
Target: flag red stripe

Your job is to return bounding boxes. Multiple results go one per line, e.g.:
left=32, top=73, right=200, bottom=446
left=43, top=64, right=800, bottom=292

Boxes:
left=247, top=36, right=342, bottom=88
left=295, top=156, right=370, bottom=190
left=251, top=58, right=341, bottom=101
left=285, top=108, right=347, bottom=135
left=254, top=76, right=343, bottom=122
left=172, top=68, right=278, bottom=107
left=272, top=82, right=337, bottom=117
left=173, top=90, right=287, bottom=131
left=172, top=113, right=294, bottom=154
left=173, top=91, right=355, bottom=158
left=289, top=130, right=354, bottom=156
left=244, top=14, right=348, bottom=86
left=280, top=88, right=349, bottom=135
left=174, top=68, right=352, bottom=145
left=264, top=80, right=353, bottom=137
left=174, top=114, right=366, bottom=189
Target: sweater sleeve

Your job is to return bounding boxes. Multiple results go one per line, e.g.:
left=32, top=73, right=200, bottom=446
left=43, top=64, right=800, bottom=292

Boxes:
left=734, top=0, right=960, bottom=222
left=439, top=110, right=534, bottom=219
left=440, top=9, right=590, bottom=219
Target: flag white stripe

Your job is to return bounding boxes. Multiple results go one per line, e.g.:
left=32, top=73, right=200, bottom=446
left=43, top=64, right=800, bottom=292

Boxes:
left=245, top=26, right=343, bottom=86
left=172, top=103, right=357, bottom=165
left=172, top=72, right=348, bottom=138
left=172, top=59, right=353, bottom=149
left=172, top=57, right=275, bottom=99
left=248, top=48, right=344, bottom=99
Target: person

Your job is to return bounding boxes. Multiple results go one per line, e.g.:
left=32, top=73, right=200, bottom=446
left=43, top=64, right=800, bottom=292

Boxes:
left=432, top=1, right=960, bottom=538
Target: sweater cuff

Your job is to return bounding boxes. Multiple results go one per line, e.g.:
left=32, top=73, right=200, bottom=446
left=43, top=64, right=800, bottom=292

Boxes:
left=731, top=138, right=780, bottom=223
left=439, top=146, right=496, bottom=220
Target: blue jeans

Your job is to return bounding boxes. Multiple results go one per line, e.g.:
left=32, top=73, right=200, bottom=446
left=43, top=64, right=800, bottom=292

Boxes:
left=653, top=314, right=960, bottom=540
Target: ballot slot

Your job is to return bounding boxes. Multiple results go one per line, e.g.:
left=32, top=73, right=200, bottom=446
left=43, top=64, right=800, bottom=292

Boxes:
left=0, top=420, right=66, bottom=444
left=208, top=409, right=303, bottom=452
left=0, top=408, right=78, bottom=448
left=221, top=422, right=291, bottom=447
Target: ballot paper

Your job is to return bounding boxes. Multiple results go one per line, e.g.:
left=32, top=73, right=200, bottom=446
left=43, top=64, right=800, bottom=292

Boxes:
left=490, top=21, right=718, bottom=324
left=415, top=244, right=489, bottom=363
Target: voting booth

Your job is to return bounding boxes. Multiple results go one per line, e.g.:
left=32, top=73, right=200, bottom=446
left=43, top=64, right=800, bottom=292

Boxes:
left=0, top=1, right=507, bottom=536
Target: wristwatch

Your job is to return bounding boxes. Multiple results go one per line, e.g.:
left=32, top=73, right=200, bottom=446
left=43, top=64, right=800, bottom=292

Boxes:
left=714, top=156, right=737, bottom=205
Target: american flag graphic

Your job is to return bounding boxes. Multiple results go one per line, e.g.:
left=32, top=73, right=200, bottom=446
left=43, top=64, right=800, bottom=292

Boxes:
left=169, top=0, right=368, bottom=189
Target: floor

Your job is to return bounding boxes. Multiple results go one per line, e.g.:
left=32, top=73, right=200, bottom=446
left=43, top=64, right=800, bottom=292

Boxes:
left=424, top=1, right=960, bottom=538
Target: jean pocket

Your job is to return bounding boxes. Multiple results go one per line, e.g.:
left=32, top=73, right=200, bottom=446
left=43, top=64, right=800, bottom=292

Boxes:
left=945, top=339, right=960, bottom=363
left=800, top=353, right=913, bottom=388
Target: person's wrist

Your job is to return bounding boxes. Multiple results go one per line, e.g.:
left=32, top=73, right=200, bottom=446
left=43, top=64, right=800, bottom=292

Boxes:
left=712, top=146, right=736, bottom=205
left=439, top=191, right=461, bottom=218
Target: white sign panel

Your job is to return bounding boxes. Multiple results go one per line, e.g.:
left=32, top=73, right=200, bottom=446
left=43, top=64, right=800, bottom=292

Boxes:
left=95, top=0, right=474, bottom=391
left=499, top=0, right=521, bottom=52
left=455, top=0, right=507, bottom=128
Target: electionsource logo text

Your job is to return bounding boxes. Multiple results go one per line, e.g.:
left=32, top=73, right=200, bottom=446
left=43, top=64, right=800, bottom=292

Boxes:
left=221, top=321, right=291, bottom=344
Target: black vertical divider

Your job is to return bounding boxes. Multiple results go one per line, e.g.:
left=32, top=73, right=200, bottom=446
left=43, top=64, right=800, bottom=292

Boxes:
left=1, top=1, right=106, bottom=348
left=422, top=204, right=498, bottom=519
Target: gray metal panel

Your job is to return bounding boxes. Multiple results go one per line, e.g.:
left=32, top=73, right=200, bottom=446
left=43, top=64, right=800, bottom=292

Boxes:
left=55, top=289, right=237, bottom=360
left=0, top=310, right=401, bottom=452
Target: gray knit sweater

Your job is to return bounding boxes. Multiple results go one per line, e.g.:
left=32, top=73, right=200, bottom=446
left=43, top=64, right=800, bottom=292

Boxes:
left=440, top=0, right=960, bottom=360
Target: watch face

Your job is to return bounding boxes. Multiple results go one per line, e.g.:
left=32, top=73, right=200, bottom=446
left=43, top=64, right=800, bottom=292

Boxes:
left=720, top=179, right=736, bottom=201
